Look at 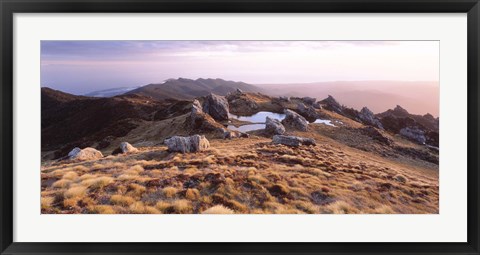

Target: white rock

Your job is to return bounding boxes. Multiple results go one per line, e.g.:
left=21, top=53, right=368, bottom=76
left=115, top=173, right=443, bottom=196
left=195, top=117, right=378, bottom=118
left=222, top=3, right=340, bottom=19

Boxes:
left=265, top=116, right=285, bottom=135
left=165, top=135, right=210, bottom=153
left=202, top=93, right=230, bottom=121
left=272, top=135, right=316, bottom=147
left=281, top=109, right=309, bottom=131
left=120, top=142, right=139, bottom=153
left=67, top=147, right=82, bottom=158
left=68, top=147, right=103, bottom=161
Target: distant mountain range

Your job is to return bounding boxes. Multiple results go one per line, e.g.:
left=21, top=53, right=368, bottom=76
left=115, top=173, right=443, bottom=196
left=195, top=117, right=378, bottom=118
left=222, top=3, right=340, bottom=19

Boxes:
left=80, top=79, right=438, bottom=117
left=260, top=81, right=439, bottom=117
left=124, top=78, right=263, bottom=100
left=84, top=87, right=139, bottom=97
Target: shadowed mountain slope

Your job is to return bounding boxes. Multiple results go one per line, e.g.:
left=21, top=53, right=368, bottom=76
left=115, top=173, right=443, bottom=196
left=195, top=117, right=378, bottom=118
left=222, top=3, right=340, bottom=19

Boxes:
left=125, top=78, right=263, bottom=100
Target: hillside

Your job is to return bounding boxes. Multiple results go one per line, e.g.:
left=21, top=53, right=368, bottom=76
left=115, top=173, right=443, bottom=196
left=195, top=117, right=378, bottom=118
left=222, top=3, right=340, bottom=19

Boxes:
left=41, top=88, right=165, bottom=159
left=125, top=78, right=263, bottom=100
left=41, top=85, right=439, bottom=214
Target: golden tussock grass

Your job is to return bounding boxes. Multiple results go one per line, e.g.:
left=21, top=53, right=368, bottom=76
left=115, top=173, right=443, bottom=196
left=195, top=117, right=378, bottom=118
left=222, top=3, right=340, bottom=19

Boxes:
left=172, top=199, right=193, bottom=214
left=202, top=205, right=234, bottom=214
left=128, top=183, right=146, bottom=197
left=371, top=205, right=395, bottom=214
left=52, top=179, right=72, bottom=189
left=162, top=187, right=178, bottom=198
left=155, top=201, right=171, bottom=212
left=185, top=188, right=201, bottom=200
left=247, top=174, right=269, bottom=184
left=88, top=205, right=116, bottom=214
left=322, top=201, right=359, bottom=214
left=81, top=176, right=114, bottom=189
left=41, top=135, right=438, bottom=214
left=129, top=202, right=160, bottom=214
left=73, top=165, right=89, bottom=172
left=41, top=196, right=55, bottom=209
left=62, top=171, right=79, bottom=180
left=78, top=173, right=97, bottom=181
left=64, top=186, right=88, bottom=199
left=128, top=165, right=144, bottom=173
left=63, top=197, right=80, bottom=208
left=110, top=194, right=136, bottom=206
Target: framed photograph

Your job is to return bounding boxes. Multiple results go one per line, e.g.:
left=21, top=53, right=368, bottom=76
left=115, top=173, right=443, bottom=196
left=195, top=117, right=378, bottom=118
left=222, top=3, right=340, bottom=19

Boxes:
left=1, top=0, right=479, bottom=254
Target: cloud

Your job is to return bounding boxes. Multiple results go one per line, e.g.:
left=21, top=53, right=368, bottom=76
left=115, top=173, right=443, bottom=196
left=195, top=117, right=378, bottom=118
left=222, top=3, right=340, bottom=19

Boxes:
left=40, top=40, right=438, bottom=95
left=41, top=40, right=400, bottom=61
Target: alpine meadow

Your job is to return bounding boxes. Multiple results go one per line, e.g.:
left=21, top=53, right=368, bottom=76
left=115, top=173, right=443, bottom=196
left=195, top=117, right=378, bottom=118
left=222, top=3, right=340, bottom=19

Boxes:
left=40, top=41, right=439, bottom=214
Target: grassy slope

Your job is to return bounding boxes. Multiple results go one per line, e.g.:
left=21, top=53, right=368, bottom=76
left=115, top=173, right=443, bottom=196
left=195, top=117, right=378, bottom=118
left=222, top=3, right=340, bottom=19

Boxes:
left=41, top=122, right=438, bottom=214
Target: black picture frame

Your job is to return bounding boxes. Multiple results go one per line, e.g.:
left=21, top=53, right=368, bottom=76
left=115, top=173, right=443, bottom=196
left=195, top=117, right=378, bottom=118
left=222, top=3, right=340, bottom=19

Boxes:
left=1, top=0, right=479, bottom=254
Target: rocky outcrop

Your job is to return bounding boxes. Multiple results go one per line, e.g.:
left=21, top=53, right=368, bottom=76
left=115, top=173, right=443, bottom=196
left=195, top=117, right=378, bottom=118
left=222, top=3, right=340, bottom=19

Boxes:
left=273, top=135, right=316, bottom=147
left=281, top=109, right=308, bottom=131
left=297, top=103, right=318, bottom=122
left=188, top=100, right=225, bottom=133
left=377, top=105, right=438, bottom=146
left=425, top=131, right=439, bottom=147
left=319, top=95, right=343, bottom=114
left=360, top=126, right=392, bottom=145
left=279, top=96, right=290, bottom=102
left=68, top=147, right=103, bottom=161
left=227, top=96, right=259, bottom=115
left=191, top=99, right=203, bottom=116
left=359, top=107, right=383, bottom=129
left=313, top=101, right=323, bottom=109
left=165, top=135, right=210, bottom=153
left=202, top=93, right=229, bottom=121
left=400, top=127, right=426, bottom=144
left=265, top=117, right=286, bottom=135
left=392, top=105, right=410, bottom=117
left=302, top=97, right=316, bottom=105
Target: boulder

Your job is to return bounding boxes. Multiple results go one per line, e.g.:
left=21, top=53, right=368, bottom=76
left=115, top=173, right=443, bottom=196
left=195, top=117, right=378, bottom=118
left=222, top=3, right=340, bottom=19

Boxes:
left=223, top=130, right=249, bottom=139
left=302, top=97, right=316, bottom=105
left=120, top=142, right=139, bottom=153
left=191, top=99, right=203, bottom=115
left=228, top=97, right=259, bottom=113
left=360, top=126, right=392, bottom=145
left=165, top=135, right=210, bottom=153
left=297, top=103, right=318, bottom=122
left=400, top=127, right=426, bottom=144
left=188, top=100, right=225, bottom=133
left=279, top=96, right=290, bottom=102
left=68, top=147, right=103, bottom=161
left=273, top=135, right=316, bottom=147
left=281, top=109, right=309, bottom=131
left=68, top=147, right=82, bottom=158
left=359, top=107, right=384, bottom=129
left=239, top=132, right=250, bottom=138
left=313, top=101, right=323, bottom=109
left=320, top=95, right=343, bottom=114
left=265, top=116, right=285, bottom=135
left=202, top=93, right=229, bottom=121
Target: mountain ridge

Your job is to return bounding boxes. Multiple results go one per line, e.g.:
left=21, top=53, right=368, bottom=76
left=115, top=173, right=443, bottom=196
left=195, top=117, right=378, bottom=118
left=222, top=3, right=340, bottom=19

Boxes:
left=125, top=78, right=264, bottom=100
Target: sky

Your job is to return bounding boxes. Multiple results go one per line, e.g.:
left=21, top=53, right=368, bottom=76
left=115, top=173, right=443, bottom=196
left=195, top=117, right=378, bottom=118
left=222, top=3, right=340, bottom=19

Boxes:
left=41, top=40, right=439, bottom=95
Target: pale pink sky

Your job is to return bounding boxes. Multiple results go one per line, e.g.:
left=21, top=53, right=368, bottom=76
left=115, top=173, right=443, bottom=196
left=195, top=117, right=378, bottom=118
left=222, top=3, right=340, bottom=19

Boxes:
left=41, top=41, right=439, bottom=95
